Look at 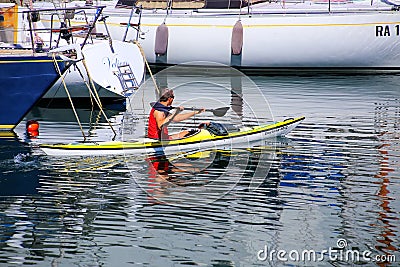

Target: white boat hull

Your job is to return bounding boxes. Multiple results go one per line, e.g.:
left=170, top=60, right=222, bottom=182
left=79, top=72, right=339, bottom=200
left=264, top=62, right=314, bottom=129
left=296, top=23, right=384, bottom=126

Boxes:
left=120, top=14, right=400, bottom=70
left=39, top=39, right=145, bottom=100
left=82, top=40, right=145, bottom=96
left=92, top=1, right=400, bottom=71
left=34, top=1, right=400, bottom=71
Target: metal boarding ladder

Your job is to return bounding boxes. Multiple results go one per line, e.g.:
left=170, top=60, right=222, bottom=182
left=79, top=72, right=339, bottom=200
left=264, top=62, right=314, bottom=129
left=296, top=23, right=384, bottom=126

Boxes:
left=116, top=63, right=139, bottom=96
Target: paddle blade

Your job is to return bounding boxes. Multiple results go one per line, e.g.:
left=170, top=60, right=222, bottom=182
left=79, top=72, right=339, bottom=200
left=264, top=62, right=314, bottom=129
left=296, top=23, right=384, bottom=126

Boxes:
left=211, top=107, right=230, bottom=117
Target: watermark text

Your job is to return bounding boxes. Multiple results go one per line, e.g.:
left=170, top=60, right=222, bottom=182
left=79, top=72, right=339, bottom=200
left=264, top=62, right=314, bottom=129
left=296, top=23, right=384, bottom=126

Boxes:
left=257, top=239, right=396, bottom=263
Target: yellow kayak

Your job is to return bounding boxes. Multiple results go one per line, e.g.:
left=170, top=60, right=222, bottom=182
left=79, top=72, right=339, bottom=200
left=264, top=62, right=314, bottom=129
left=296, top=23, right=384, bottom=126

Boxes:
left=40, top=117, right=305, bottom=157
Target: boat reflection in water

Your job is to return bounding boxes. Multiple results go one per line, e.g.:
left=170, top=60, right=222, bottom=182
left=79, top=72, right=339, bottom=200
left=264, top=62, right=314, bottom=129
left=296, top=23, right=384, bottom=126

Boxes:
left=373, top=99, right=399, bottom=260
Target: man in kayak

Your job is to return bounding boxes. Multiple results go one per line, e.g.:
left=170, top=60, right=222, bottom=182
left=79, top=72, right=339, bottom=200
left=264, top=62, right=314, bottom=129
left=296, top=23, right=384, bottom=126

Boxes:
left=148, top=89, right=205, bottom=140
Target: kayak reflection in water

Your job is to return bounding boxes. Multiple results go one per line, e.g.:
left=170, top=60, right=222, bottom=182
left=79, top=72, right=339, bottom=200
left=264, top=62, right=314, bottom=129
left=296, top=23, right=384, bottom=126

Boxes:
left=147, top=154, right=203, bottom=182
left=147, top=88, right=206, bottom=140
left=146, top=151, right=231, bottom=184
left=146, top=154, right=207, bottom=204
left=145, top=150, right=246, bottom=204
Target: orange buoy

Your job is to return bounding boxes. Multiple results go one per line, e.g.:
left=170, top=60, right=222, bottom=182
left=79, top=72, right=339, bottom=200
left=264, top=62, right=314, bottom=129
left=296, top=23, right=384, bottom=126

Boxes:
left=26, top=120, right=39, bottom=137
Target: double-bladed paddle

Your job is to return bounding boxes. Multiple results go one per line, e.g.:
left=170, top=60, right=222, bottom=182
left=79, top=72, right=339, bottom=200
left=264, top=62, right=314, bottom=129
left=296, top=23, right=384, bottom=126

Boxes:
left=150, top=102, right=230, bottom=117
left=178, top=106, right=230, bottom=117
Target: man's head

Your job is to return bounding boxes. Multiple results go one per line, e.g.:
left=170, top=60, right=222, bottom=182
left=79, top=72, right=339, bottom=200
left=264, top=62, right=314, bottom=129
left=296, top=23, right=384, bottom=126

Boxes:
left=159, top=88, right=175, bottom=105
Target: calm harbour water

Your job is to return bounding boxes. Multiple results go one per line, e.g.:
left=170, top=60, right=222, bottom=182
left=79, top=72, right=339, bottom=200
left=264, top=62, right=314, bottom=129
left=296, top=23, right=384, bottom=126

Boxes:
left=1, top=69, right=399, bottom=266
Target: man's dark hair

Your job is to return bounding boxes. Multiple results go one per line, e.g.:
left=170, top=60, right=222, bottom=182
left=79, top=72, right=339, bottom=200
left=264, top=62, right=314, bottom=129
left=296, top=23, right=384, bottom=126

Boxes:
left=159, top=88, right=174, bottom=102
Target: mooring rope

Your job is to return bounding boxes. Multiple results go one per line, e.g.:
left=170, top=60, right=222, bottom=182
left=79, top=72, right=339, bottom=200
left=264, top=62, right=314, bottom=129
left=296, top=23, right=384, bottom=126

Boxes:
left=81, top=58, right=117, bottom=139
left=134, top=40, right=160, bottom=96
left=52, top=53, right=87, bottom=140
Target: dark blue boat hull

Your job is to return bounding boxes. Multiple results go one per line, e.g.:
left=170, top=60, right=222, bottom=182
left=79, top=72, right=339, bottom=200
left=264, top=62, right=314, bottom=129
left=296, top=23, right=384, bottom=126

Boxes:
left=0, top=54, right=66, bottom=131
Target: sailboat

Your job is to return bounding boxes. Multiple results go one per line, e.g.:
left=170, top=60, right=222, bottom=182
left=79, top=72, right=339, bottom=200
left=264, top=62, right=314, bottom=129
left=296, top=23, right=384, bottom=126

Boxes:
left=0, top=3, right=108, bottom=131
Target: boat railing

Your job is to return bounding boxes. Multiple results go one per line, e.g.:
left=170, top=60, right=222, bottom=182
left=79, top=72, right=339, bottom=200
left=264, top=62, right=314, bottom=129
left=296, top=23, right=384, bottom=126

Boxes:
left=0, top=5, right=106, bottom=56
left=27, top=6, right=105, bottom=52
left=122, top=4, right=143, bottom=42
left=47, top=8, right=95, bottom=49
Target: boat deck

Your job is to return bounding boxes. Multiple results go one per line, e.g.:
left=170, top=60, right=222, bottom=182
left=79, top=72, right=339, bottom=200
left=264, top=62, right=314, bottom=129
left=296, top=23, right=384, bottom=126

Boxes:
left=0, top=48, right=34, bottom=56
